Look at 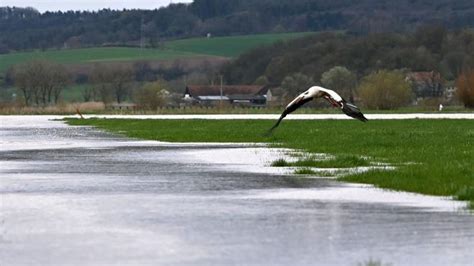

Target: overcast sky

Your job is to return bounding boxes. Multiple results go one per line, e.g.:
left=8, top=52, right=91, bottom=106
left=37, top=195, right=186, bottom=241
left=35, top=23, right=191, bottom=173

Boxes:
left=1, top=0, right=193, bottom=12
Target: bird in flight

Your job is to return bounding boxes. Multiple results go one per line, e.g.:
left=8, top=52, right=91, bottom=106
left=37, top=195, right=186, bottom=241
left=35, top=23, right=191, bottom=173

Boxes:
left=268, top=86, right=368, bottom=133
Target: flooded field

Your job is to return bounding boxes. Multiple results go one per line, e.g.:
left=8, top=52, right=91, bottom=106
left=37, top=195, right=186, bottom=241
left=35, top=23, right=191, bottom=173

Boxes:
left=1, top=116, right=474, bottom=265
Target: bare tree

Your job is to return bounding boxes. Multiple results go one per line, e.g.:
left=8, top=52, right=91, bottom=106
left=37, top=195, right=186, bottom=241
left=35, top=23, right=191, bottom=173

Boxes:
left=51, top=63, right=71, bottom=104
left=90, top=64, right=112, bottom=104
left=13, top=65, right=32, bottom=106
left=456, top=69, right=474, bottom=108
left=109, top=65, right=133, bottom=103
left=90, top=64, right=133, bottom=104
left=81, top=86, right=95, bottom=102
left=13, top=60, right=69, bottom=106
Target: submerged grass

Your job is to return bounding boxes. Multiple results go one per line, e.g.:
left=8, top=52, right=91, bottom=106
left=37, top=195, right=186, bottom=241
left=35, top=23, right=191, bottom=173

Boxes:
left=456, top=186, right=474, bottom=201
left=294, top=155, right=371, bottom=168
left=66, top=118, right=474, bottom=207
left=294, top=168, right=335, bottom=177
left=271, top=158, right=291, bottom=167
left=294, top=168, right=317, bottom=175
left=271, top=154, right=371, bottom=168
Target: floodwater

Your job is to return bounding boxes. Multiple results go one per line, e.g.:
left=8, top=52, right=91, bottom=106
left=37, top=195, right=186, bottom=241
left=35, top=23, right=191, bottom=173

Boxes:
left=78, top=113, right=474, bottom=120
left=1, top=116, right=474, bottom=266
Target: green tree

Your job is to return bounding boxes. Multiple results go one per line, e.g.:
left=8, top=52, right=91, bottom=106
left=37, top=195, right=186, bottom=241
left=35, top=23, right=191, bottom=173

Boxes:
left=281, top=73, right=314, bottom=98
left=321, top=66, right=357, bottom=102
left=440, top=52, right=468, bottom=80
left=415, top=25, right=447, bottom=54
left=358, top=70, right=412, bottom=109
left=253, top=75, right=269, bottom=85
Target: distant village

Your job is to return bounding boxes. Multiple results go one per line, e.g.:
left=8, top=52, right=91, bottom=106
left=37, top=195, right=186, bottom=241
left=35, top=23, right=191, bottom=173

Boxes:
left=109, top=70, right=457, bottom=112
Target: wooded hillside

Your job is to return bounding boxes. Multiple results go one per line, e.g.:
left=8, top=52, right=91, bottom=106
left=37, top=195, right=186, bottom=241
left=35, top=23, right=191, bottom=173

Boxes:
left=221, top=28, right=474, bottom=85
left=1, top=0, right=474, bottom=52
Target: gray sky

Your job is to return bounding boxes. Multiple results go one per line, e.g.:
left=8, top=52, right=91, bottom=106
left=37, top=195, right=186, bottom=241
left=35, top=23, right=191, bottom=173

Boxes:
left=1, top=0, right=193, bottom=12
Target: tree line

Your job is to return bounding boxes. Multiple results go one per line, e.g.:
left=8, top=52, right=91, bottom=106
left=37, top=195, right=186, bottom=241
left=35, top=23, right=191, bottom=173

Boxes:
left=7, top=26, right=474, bottom=109
left=8, top=59, right=474, bottom=109
left=9, top=60, right=214, bottom=108
left=13, top=60, right=70, bottom=106
left=2, top=0, right=474, bottom=52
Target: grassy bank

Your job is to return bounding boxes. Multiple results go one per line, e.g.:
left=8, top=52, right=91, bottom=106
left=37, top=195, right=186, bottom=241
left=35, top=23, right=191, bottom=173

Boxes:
left=66, top=118, right=474, bottom=207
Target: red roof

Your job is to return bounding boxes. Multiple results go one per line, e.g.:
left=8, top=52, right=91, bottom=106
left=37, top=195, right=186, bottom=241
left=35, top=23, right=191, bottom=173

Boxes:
left=407, top=71, right=443, bottom=84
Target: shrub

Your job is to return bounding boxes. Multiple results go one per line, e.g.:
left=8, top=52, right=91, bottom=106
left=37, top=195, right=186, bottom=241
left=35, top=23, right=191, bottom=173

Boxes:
left=133, top=81, right=168, bottom=110
left=358, top=70, right=413, bottom=109
left=456, top=70, right=474, bottom=108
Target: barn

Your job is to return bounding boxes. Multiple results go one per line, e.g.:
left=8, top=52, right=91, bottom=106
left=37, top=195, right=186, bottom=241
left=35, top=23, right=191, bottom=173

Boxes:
left=183, top=85, right=273, bottom=106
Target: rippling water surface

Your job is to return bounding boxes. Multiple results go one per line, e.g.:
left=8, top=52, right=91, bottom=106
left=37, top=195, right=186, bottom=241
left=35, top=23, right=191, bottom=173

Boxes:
left=1, top=116, right=473, bottom=265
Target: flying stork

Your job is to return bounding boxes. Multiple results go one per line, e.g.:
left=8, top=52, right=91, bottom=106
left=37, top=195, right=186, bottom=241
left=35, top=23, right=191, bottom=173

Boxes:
left=268, top=86, right=368, bottom=133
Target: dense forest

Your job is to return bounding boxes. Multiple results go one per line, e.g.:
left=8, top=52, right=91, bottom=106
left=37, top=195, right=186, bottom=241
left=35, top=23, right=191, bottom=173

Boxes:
left=1, top=0, right=474, bottom=52
left=221, top=27, right=474, bottom=85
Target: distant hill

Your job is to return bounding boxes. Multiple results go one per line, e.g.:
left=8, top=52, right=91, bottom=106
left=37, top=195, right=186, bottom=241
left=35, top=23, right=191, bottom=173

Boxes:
left=1, top=0, right=474, bottom=52
left=0, top=32, right=311, bottom=72
left=221, top=28, right=474, bottom=84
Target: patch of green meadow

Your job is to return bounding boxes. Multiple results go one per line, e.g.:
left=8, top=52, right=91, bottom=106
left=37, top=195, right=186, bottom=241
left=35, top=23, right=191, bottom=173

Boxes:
left=0, top=47, right=199, bottom=72
left=165, top=32, right=315, bottom=57
left=66, top=118, right=474, bottom=207
left=0, top=32, right=315, bottom=71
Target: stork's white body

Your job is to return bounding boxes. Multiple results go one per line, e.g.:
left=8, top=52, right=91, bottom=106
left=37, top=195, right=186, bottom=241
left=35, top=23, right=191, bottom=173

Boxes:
left=268, top=86, right=367, bottom=133
left=287, top=86, right=344, bottom=109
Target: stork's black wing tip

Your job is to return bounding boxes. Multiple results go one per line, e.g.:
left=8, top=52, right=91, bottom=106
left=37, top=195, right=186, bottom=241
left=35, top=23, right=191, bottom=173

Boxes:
left=264, top=122, right=280, bottom=136
left=263, top=128, right=274, bottom=137
left=342, top=102, right=368, bottom=122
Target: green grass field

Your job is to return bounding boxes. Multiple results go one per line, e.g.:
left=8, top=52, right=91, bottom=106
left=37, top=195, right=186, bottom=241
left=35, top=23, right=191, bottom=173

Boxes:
left=164, top=32, right=314, bottom=57
left=66, top=118, right=474, bottom=208
left=0, top=32, right=314, bottom=72
left=0, top=47, right=199, bottom=72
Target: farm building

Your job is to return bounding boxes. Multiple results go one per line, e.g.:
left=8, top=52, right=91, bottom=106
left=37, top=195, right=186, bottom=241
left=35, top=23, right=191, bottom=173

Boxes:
left=406, top=71, right=444, bottom=98
left=108, top=102, right=137, bottom=110
left=183, top=85, right=273, bottom=107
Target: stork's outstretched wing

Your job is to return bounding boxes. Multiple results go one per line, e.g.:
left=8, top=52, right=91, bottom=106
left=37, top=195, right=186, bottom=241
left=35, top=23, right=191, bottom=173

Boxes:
left=319, top=89, right=368, bottom=122
left=341, top=102, right=368, bottom=122
left=266, top=86, right=368, bottom=135
left=267, top=94, right=313, bottom=133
